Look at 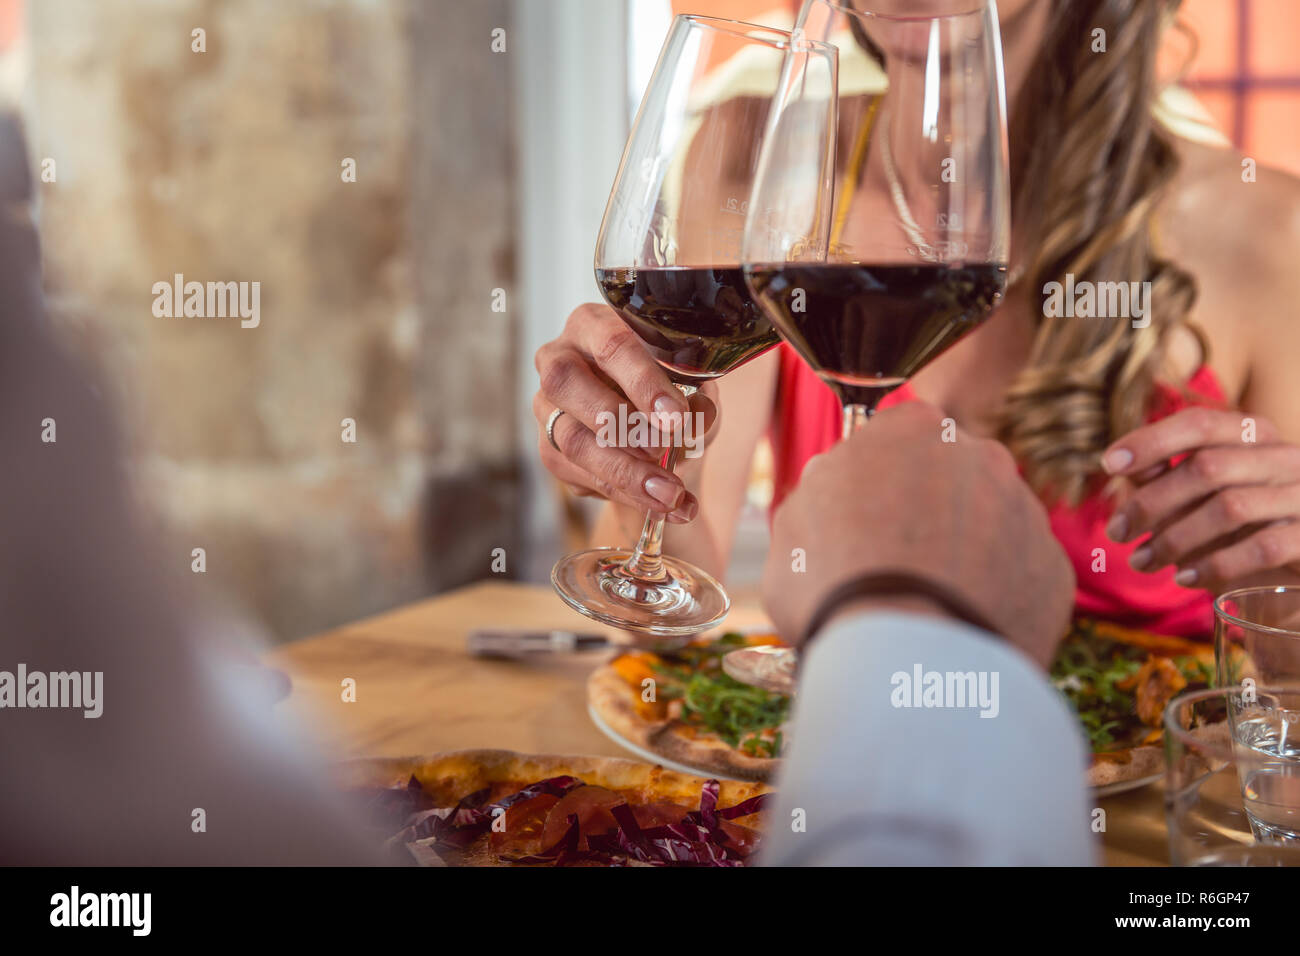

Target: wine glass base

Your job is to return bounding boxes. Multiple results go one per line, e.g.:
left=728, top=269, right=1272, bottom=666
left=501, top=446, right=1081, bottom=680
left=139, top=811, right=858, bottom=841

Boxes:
left=551, top=547, right=730, bottom=637
left=722, top=645, right=798, bottom=694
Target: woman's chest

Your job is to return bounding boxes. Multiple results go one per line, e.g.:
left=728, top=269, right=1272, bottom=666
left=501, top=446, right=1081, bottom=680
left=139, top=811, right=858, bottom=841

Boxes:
left=902, top=281, right=1235, bottom=434
left=902, top=294, right=1035, bottom=436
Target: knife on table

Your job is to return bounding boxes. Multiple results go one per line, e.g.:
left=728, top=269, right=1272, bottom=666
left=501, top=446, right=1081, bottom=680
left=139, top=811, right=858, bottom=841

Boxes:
left=467, top=629, right=611, bottom=660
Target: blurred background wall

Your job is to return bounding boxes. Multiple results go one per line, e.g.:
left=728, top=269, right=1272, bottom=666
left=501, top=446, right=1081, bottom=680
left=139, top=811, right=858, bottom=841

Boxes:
left=20, top=0, right=522, bottom=640
left=5, top=0, right=1298, bottom=643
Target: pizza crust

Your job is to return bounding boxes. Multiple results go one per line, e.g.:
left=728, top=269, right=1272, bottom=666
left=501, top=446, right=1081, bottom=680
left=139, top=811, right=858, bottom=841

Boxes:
left=587, top=663, right=781, bottom=783
left=647, top=724, right=781, bottom=783
left=587, top=664, right=670, bottom=750
left=337, top=748, right=770, bottom=810
left=1087, top=744, right=1165, bottom=789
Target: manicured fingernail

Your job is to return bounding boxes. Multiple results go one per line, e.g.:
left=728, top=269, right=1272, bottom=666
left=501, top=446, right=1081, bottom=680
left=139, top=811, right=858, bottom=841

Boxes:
left=644, top=476, right=682, bottom=509
left=1102, top=448, right=1134, bottom=474
left=1129, top=545, right=1152, bottom=570
left=655, top=392, right=686, bottom=418
left=654, top=397, right=684, bottom=439
left=1106, top=513, right=1129, bottom=542
left=669, top=496, right=698, bottom=523
left=1175, top=568, right=1199, bottom=587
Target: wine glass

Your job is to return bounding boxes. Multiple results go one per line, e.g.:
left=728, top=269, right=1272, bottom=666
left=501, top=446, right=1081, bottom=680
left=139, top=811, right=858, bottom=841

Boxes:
left=726, top=0, right=1011, bottom=689
left=551, top=16, right=838, bottom=637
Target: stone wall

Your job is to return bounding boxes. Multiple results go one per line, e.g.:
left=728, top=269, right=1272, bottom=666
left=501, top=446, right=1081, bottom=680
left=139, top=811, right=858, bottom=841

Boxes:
left=24, top=0, right=520, bottom=641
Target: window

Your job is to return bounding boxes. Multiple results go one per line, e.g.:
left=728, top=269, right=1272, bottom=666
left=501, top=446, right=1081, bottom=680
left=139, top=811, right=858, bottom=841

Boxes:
left=1180, top=0, right=1300, bottom=175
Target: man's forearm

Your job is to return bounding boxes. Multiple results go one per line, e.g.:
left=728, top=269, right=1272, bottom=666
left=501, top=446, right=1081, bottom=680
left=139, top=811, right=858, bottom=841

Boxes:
left=760, top=612, right=1097, bottom=866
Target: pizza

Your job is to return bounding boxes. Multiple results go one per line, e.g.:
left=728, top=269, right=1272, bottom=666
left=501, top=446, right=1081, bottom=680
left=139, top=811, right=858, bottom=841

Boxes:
left=588, top=632, right=790, bottom=782
left=342, top=749, right=771, bottom=866
left=1050, top=619, right=1222, bottom=788
left=588, top=621, right=1225, bottom=791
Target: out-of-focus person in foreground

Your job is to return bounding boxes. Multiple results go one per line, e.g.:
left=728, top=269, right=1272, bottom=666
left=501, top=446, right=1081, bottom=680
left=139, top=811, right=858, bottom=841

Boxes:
left=0, top=122, right=380, bottom=865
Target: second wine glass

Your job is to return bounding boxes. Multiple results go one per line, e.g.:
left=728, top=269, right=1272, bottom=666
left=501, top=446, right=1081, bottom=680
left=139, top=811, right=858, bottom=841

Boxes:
left=727, top=0, right=1012, bottom=689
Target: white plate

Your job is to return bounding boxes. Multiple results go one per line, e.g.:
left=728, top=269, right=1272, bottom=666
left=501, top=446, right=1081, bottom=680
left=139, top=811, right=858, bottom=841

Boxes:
left=586, top=703, right=754, bottom=782
left=1093, top=772, right=1162, bottom=797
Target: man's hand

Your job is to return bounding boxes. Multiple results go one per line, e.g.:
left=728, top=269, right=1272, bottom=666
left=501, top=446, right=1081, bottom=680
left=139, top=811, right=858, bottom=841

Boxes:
left=762, top=402, right=1074, bottom=668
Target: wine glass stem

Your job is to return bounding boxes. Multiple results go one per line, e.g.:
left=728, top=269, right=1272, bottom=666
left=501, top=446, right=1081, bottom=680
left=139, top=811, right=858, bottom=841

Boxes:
left=842, top=402, right=874, bottom=439
left=622, top=383, right=697, bottom=583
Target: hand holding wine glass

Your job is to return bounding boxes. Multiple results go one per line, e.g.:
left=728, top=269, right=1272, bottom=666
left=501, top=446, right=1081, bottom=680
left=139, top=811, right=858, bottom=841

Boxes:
left=548, top=16, right=837, bottom=637
left=534, top=302, right=719, bottom=521
left=761, top=401, right=1075, bottom=668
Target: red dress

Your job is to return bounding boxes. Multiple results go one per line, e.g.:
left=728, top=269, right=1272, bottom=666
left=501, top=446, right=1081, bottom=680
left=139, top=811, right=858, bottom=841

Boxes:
left=769, top=343, right=1227, bottom=638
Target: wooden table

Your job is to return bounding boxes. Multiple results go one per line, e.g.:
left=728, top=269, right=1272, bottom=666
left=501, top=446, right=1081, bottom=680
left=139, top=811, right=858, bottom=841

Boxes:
left=269, top=580, right=1167, bottom=865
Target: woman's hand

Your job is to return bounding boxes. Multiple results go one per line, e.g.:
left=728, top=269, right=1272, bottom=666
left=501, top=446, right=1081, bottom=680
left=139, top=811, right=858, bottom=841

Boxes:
left=533, top=303, right=717, bottom=522
left=1103, top=407, right=1300, bottom=592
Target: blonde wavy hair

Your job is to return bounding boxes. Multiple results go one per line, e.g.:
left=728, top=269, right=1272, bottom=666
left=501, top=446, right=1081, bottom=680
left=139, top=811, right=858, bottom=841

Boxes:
left=996, top=0, right=1200, bottom=506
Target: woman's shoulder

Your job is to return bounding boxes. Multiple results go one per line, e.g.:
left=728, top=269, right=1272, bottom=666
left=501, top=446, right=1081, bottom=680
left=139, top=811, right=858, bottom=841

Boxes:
left=1160, top=140, right=1300, bottom=400
left=1165, top=140, right=1300, bottom=258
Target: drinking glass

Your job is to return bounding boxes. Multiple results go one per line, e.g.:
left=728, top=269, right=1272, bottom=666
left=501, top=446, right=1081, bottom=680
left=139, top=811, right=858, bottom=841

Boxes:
left=1229, top=688, right=1300, bottom=844
left=1166, top=685, right=1300, bottom=865
left=1215, top=585, right=1300, bottom=688
left=726, top=0, right=1010, bottom=689
left=551, top=16, right=837, bottom=636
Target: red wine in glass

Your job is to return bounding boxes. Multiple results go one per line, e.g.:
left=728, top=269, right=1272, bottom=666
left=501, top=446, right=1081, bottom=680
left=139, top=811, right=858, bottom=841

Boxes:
left=595, top=266, right=779, bottom=383
left=745, top=262, right=1006, bottom=408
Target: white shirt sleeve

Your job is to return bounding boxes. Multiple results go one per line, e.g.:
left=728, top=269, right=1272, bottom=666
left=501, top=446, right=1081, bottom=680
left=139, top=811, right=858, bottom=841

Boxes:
left=758, top=611, right=1099, bottom=866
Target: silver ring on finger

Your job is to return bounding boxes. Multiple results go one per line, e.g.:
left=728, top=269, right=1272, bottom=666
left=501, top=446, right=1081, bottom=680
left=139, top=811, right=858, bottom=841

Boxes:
left=546, top=408, right=566, bottom=452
